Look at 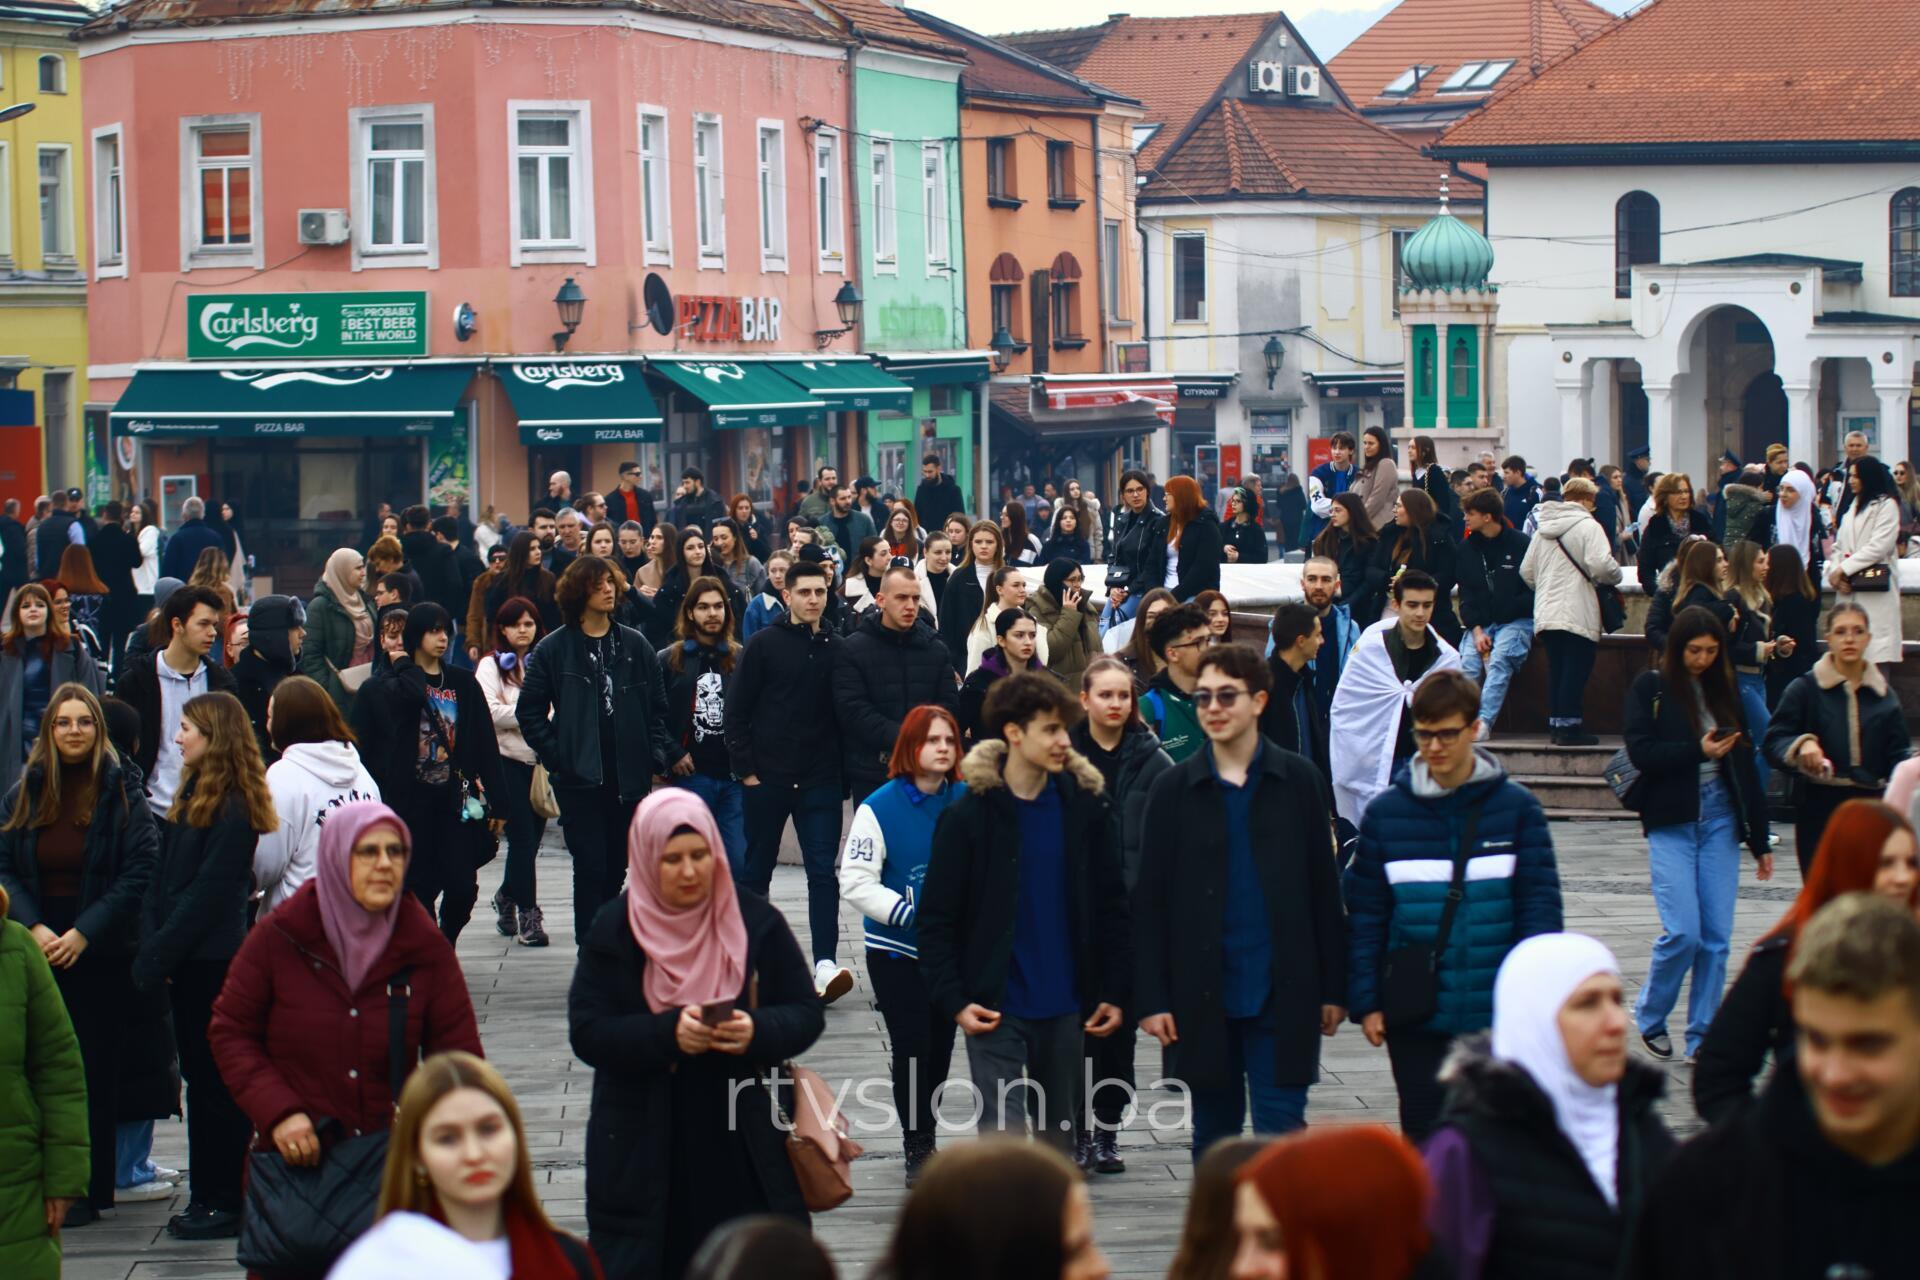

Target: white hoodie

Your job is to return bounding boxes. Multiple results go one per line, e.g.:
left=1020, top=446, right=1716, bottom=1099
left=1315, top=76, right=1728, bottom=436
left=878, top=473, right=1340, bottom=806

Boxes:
left=254, top=740, right=381, bottom=914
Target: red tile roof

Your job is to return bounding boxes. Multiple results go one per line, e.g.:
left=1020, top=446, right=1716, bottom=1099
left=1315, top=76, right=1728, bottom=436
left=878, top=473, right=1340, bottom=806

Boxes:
left=1144, top=97, right=1481, bottom=203
left=1441, top=0, right=1920, bottom=150
left=904, top=10, right=1138, bottom=111
left=1328, top=0, right=1614, bottom=109
left=1000, top=13, right=1280, bottom=170
left=816, top=0, right=964, bottom=61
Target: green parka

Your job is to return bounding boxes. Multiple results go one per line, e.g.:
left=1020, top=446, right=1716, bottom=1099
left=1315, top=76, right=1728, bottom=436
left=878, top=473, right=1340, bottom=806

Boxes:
left=299, top=582, right=376, bottom=713
left=0, top=914, right=88, bottom=1279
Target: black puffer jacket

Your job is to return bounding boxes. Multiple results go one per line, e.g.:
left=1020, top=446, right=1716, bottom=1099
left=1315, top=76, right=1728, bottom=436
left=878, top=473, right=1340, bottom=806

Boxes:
left=1105, top=504, right=1166, bottom=594
left=1430, top=1035, right=1674, bottom=1280
left=132, top=789, right=256, bottom=988
left=1456, top=527, right=1533, bottom=630
left=1622, top=670, right=1769, bottom=858
left=832, top=612, right=958, bottom=794
left=517, top=625, right=671, bottom=803
left=1069, top=720, right=1171, bottom=890
left=0, top=755, right=158, bottom=954
left=1761, top=655, right=1911, bottom=788
left=723, top=618, right=841, bottom=790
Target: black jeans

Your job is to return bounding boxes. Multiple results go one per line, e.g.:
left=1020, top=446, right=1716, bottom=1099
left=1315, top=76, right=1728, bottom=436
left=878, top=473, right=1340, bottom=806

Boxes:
left=1386, top=1026, right=1456, bottom=1142
left=1794, top=780, right=1854, bottom=879
left=496, top=758, right=546, bottom=909
left=1541, top=630, right=1598, bottom=728
left=169, top=959, right=251, bottom=1211
left=867, top=951, right=958, bottom=1141
left=47, top=936, right=134, bottom=1208
left=558, top=781, right=640, bottom=948
left=1084, top=1011, right=1138, bottom=1128
left=739, top=781, right=843, bottom=965
left=400, top=786, right=480, bottom=944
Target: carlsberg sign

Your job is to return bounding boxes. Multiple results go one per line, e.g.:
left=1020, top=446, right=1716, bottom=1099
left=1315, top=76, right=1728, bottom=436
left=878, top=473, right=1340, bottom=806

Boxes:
left=188, top=292, right=428, bottom=360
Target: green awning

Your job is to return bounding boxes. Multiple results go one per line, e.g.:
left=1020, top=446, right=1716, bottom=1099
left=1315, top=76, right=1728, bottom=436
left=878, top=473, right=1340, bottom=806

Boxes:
left=768, top=359, right=912, bottom=413
left=873, top=354, right=992, bottom=387
left=110, top=364, right=475, bottom=439
left=499, top=359, right=662, bottom=444
left=647, top=359, right=826, bottom=430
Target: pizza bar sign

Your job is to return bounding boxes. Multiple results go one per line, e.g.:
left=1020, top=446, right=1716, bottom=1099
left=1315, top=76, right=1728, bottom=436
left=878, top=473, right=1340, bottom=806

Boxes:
left=678, top=294, right=782, bottom=344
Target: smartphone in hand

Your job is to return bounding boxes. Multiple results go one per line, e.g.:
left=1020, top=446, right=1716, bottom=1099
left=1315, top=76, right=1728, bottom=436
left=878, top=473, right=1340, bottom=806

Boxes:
left=699, top=999, right=736, bottom=1027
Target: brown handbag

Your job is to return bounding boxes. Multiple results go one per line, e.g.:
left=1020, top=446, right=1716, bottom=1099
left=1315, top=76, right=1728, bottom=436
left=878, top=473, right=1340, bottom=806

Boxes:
left=748, top=973, right=863, bottom=1211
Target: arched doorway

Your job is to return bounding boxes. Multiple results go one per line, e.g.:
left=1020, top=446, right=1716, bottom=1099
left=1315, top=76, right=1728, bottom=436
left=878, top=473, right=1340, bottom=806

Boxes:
left=1740, top=371, right=1787, bottom=459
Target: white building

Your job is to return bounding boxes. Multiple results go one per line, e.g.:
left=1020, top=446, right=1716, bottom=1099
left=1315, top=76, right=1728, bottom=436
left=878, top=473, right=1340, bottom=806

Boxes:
left=1435, top=0, right=1920, bottom=479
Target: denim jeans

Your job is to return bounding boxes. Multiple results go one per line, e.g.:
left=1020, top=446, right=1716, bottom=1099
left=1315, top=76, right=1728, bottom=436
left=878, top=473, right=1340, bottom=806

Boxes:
left=1638, top=778, right=1741, bottom=1055
left=677, top=772, right=747, bottom=868
left=1187, top=1018, right=1310, bottom=1160
left=116, top=1121, right=159, bottom=1188
left=740, top=781, right=843, bottom=964
left=1461, top=619, right=1535, bottom=729
left=1099, top=591, right=1141, bottom=637
left=1736, top=671, right=1771, bottom=794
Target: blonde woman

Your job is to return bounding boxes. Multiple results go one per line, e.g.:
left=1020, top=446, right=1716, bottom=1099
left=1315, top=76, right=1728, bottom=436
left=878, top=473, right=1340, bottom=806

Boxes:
left=937, top=519, right=1004, bottom=671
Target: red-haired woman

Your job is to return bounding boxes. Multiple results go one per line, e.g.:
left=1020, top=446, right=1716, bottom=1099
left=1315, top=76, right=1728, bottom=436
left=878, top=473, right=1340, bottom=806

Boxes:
left=1692, top=798, right=1919, bottom=1124
left=1146, top=475, right=1225, bottom=602
left=835, top=705, right=967, bottom=1187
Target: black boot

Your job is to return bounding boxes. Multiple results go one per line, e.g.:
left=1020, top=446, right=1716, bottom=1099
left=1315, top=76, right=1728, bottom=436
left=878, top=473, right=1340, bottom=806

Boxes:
left=903, top=1133, right=936, bottom=1188
left=491, top=890, right=517, bottom=938
left=1093, top=1128, right=1125, bottom=1174
left=1558, top=722, right=1599, bottom=747
left=1073, top=1126, right=1096, bottom=1176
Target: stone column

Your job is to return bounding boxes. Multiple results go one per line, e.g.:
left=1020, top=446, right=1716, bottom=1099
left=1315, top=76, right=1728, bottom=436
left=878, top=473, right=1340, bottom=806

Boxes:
left=1401, top=315, right=1415, bottom=433
left=1556, top=378, right=1585, bottom=464
left=1784, top=380, right=1819, bottom=470
left=1645, top=381, right=1677, bottom=474
left=1876, top=383, right=1914, bottom=459
left=1477, top=319, right=1492, bottom=433
left=1434, top=320, right=1449, bottom=431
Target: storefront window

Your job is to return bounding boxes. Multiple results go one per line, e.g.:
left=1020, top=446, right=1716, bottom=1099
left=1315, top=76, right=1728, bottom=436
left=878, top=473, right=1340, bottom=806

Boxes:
left=737, top=427, right=791, bottom=511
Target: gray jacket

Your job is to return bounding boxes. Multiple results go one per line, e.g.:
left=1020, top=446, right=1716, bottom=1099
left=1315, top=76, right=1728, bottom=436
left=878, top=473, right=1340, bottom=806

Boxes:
left=0, top=639, right=104, bottom=797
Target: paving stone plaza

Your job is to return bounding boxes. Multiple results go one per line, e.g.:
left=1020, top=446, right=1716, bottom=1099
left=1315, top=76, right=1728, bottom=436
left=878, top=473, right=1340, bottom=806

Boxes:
left=64, top=813, right=1802, bottom=1279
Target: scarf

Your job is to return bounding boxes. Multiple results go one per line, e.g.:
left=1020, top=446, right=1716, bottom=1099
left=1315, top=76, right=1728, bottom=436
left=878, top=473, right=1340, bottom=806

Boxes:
left=315, top=800, right=410, bottom=994
left=1775, top=468, right=1815, bottom=558
left=626, top=788, right=748, bottom=1014
left=322, top=548, right=374, bottom=661
left=1492, top=932, right=1624, bottom=1206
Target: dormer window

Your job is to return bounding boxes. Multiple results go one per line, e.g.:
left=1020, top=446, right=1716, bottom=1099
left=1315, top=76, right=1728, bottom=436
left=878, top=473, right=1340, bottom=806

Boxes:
left=1439, top=59, right=1513, bottom=92
left=1382, top=65, right=1434, bottom=95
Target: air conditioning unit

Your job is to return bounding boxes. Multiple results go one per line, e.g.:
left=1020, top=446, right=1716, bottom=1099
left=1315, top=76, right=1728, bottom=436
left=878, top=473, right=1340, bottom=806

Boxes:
left=297, top=209, right=350, bottom=246
left=1248, top=60, right=1285, bottom=94
left=1288, top=65, right=1321, bottom=97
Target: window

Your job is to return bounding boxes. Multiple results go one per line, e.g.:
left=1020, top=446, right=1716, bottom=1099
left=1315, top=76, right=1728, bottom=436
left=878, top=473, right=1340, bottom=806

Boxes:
left=986, top=137, right=1017, bottom=204
left=1382, top=65, right=1433, bottom=95
left=364, top=117, right=427, bottom=252
left=1131, top=124, right=1161, bottom=153
left=639, top=108, right=671, bottom=264
left=514, top=111, right=579, bottom=248
left=1050, top=253, right=1083, bottom=342
left=37, top=55, right=63, bottom=95
left=1439, top=62, right=1486, bottom=90
left=1391, top=227, right=1414, bottom=316
left=691, top=115, right=724, bottom=266
left=1893, top=188, right=1920, bottom=297
left=1468, top=60, right=1513, bottom=88
left=37, top=147, right=70, bottom=263
left=1614, top=190, right=1660, bottom=298
left=757, top=121, right=786, bottom=271
left=929, top=385, right=958, bottom=415
left=94, top=128, right=125, bottom=275
left=991, top=283, right=1020, bottom=341
left=194, top=124, right=254, bottom=250
left=922, top=144, right=949, bottom=268
left=1103, top=219, right=1125, bottom=319
left=1047, top=140, right=1077, bottom=206
left=870, top=137, right=896, bottom=270
left=1173, top=232, right=1206, bottom=322
left=814, top=129, right=844, bottom=267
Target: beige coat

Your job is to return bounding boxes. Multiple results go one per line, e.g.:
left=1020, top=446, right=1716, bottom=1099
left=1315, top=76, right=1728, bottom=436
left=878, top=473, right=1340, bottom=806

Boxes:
left=1519, top=501, right=1623, bottom=641
left=1833, top=493, right=1903, bottom=664
left=1351, top=456, right=1401, bottom=531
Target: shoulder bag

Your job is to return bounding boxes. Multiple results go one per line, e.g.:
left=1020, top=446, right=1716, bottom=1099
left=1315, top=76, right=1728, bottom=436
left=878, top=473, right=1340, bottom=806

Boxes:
left=1554, top=535, right=1627, bottom=634
left=529, top=762, right=562, bottom=820
left=1844, top=562, right=1892, bottom=593
left=1380, top=801, right=1485, bottom=1032
left=236, top=969, right=415, bottom=1275
left=1605, top=686, right=1661, bottom=810
left=749, top=973, right=864, bottom=1210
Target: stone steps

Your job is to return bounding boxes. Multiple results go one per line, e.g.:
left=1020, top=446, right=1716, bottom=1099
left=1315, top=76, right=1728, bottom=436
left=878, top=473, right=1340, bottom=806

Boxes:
left=1486, top=734, right=1636, bottom=821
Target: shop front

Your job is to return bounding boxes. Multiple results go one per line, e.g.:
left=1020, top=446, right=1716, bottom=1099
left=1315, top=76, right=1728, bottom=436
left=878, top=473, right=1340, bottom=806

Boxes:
left=870, top=353, right=994, bottom=512
left=496, top=358, right=662, bottom=516
left=987, top=381, right=1162, bottom=507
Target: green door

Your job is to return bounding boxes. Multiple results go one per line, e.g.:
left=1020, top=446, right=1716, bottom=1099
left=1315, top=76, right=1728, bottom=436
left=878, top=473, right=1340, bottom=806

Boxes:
left=1446, top=328, right=1479, bottom=428
left=1411, top=325, right=1437, bottom=429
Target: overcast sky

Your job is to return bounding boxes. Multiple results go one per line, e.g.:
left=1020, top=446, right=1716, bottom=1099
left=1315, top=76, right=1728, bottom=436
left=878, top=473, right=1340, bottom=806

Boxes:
left=912, top=0, right=1642, bottom=60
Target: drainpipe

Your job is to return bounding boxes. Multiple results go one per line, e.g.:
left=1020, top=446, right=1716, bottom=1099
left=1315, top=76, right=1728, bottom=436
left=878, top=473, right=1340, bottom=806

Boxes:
left=842, top=56, right=865, bottom=477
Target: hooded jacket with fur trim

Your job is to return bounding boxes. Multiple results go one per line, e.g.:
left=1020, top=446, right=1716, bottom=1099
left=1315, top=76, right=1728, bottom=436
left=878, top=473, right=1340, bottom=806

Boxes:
left=916, top=740, right=1130, bottom=1022
left=1761, top=654, right=1910, bottom=788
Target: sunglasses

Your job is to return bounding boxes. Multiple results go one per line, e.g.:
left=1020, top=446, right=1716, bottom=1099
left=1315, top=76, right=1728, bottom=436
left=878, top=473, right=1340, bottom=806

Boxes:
left=1191, top=687, right=1247, bottom=709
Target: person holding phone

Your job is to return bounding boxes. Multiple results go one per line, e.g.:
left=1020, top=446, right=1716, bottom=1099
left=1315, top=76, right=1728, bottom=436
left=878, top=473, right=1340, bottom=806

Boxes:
left=1029, top=560, right=1101, bottom=690
left=1623, top=607, right=1772, bottom=1062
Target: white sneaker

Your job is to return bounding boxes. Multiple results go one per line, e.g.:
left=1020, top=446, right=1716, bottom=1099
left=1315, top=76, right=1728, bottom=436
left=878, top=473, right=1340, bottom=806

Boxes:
left=814, top=960, right=854, bottom=1005
left=148, top=1165, right=182, bottom=1184
left=116, top=1180, right=178, bottom=1202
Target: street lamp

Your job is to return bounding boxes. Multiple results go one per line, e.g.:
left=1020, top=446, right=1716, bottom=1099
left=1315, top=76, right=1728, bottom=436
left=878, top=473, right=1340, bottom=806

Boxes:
left=552, top=277, right=586, bottom=352
left=1263, top=334, right=1285, bottom=390
left=990, top=324, right=1018, bottom=373
left=814, top=281, right=865, bottom=348
left=0, top=103, right=35, bottom=125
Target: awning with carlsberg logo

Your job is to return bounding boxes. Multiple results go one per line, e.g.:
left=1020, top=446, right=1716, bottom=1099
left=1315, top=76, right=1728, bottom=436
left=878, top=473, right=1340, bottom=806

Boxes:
left=109, top=364, right=478, bottom=438
left=647, top=358, right=826, bottom=430
left=500, top=359, right=662, bottom=444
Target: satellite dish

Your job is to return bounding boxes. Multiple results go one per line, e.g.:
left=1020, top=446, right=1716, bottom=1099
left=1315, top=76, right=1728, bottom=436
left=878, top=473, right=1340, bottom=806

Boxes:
left=644, top=274, right=675, bottom=337
left=451, top=302, right=477, bottom=342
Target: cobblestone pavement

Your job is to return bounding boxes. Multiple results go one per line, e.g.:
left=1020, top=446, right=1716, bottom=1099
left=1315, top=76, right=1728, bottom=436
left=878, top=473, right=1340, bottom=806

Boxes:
left=63, top=815, right=1800, bottom=1278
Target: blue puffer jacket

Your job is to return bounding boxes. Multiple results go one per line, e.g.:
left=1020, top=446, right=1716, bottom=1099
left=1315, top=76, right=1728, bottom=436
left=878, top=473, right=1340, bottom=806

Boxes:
left=1345, top=751, right=1563, bottom=1035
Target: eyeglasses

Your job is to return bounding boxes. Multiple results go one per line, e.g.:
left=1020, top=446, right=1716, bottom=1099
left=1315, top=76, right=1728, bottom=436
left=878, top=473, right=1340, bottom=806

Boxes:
left=1191, top=687, right=1246, bottom=709
left=351, top=845, right=409, bottom=865
left=1412, top=726, right=1471, bottom=747
left=1164, top=637, right=1208, bottom=654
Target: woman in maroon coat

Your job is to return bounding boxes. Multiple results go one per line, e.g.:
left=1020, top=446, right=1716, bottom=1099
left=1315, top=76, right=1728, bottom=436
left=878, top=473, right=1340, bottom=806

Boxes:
left=209, top=800, right=482, bottom=1178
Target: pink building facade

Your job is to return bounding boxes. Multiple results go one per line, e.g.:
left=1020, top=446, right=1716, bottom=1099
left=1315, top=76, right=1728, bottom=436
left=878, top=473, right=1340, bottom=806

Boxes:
left=82, top=2, right=870, bottom=590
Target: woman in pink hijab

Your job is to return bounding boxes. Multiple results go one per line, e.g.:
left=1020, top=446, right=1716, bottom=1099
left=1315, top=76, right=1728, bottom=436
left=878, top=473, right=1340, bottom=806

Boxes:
left=569, top=788, right=825, bottom=1280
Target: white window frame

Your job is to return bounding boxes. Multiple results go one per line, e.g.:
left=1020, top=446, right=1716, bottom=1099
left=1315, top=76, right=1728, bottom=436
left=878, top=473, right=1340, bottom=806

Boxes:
left=756, top=118, right=786, bottom=273
left=869, top=134, right=896, bottom=275
left=638, top=104, right=672, bottom=266
left=506, top=100, right=594, bottom=267
left=814, top=127, right=844, bottom=272
left=1172, top=230, right=1208, bottom=323
left=180, top=113, right=262, bottom=271
left=0, top=142, right=12, bottom=269
left=922, top=142, right=949, bottom=272
left=37, top=144, right=73, bottom=267
left=92, top=124, right=127, bottom=279
left=349, top=104, right=437, bottom=271
left=692, top=113, right=725, bottom=269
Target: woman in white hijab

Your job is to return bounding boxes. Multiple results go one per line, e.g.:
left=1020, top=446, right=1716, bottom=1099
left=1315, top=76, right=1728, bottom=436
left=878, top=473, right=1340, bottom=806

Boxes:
left=1765, top=467, right=1821, bottom=581
left=1423, top=933, right=1676, bottom=1280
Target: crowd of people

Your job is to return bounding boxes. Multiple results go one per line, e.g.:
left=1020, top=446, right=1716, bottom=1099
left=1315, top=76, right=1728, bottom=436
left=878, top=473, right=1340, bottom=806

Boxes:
left=2, top=438, right=1920, bottom=1280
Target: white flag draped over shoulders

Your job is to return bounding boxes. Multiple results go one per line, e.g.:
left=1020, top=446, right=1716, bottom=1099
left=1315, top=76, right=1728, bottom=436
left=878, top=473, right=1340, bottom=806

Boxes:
left=1329, top=617, right=1462, bottom=827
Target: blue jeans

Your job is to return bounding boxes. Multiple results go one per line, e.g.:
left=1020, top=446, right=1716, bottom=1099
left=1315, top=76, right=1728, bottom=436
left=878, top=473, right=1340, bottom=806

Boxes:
left=740, top=781, right=843, bottom=965
left=1638, top=779, right=1741, bottom=1055
left=1099, top=591, right=1141, bottom=637
left=116, top=1120, right=158, bottom=1188
left=1461, top=619, right=1535, bottom=729
left=1736, top=671, right=1771, bottom=794
left=678, top=773, right=747, bottom=868
left=1187, top=1018, right=1310, bottom=1160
